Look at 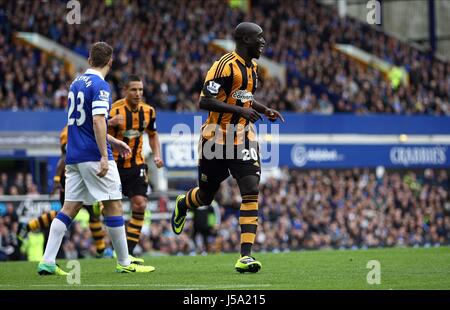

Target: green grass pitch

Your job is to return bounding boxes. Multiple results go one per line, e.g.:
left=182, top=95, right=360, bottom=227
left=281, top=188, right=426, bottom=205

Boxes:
left=1, top=247, right=449, bottom=290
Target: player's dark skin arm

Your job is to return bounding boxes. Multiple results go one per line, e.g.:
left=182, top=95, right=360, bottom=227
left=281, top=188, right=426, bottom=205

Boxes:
left=199, top=96, right=262, bottom=123
left=250, top=99, right=268, bottom=114
left=52, top=145, right=66, bottom=193
left=55, top=146, right=66, bottom=179
left=252, top=99, right=285, bottom=122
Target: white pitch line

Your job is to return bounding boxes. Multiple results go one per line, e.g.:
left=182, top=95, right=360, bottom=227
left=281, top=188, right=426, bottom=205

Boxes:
left=23, top=283, right=272, bottom=289
left=181, top=284, right=272, bottom=290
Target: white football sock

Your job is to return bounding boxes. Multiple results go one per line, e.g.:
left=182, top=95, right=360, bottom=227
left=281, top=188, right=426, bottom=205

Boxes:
left=106, top=225, right=131, bottom=266
left=42, top=218, right=67, bottom=264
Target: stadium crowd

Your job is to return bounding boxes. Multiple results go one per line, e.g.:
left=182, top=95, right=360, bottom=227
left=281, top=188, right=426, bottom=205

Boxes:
left=0, top=172, right=40, bottom=196
left=0, top=0, right=448, bottom=114
left=1, top=168, right=449, bottom=260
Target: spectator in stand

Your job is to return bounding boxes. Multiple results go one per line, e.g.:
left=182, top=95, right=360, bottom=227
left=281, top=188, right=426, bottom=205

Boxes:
left=0, top=0, right=448, bottom=114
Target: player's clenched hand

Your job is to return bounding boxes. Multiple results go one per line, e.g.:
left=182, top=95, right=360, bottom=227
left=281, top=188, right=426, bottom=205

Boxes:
left=115, top=140, right=132, bottom=158
left=97, top=156, right=109, bottom=178
left=154, top=156, right=164, bottom=168
left=239, top=107, right=262, bottom=123
left=109, top=136, right=131, bottom=158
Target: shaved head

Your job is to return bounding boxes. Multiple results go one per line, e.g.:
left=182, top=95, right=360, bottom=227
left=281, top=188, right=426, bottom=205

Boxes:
left=233, top=22, right=265, bottom=61
left=234, top=22, right=263, bottom=43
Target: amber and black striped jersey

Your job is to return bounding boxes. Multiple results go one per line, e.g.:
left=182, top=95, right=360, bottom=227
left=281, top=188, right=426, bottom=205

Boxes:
left=60, top=126, right=68, bottom=151
left=200, top=51, right=258, bottom=145
left=108, top=99, right=157, bottom=169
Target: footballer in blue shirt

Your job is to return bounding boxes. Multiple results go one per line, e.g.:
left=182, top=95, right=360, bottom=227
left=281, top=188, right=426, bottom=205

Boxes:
left=38, top=42, right=155, bottom=275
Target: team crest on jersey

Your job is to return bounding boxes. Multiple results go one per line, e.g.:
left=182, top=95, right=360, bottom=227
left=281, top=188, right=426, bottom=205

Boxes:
left=99, top=90, right=110, bottom=101
left=232, top=90, right=253, bottom=103
left=206, top=81, right=221, bottom=95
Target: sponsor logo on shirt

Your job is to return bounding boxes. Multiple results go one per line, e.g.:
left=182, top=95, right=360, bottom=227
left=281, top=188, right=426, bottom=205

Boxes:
left=232, top=90, right=253, bottom=103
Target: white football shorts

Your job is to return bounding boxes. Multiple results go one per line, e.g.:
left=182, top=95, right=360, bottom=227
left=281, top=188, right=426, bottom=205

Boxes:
left=65, top=160, right=122, bottom=204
